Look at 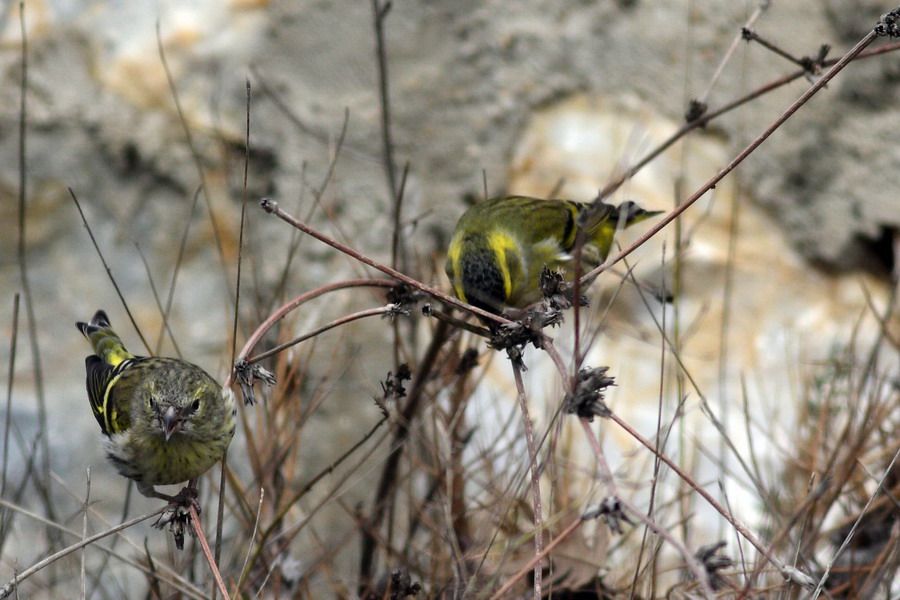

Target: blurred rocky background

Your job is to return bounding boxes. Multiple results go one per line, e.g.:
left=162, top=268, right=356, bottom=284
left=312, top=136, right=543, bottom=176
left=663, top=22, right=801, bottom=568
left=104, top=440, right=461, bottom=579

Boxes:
left=1, top=0, right=898, bottom=597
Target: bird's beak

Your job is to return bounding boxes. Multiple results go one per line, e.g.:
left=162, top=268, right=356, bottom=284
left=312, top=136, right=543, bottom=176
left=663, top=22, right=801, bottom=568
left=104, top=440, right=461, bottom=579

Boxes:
left=161, top=406, right=180, bottom=442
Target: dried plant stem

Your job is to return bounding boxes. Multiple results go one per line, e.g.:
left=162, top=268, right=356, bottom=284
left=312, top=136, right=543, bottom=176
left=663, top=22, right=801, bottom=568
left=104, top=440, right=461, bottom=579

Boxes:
left=69, top=189, right=152, bottom=354
left=212, top=81, right=253, bottom=600
left=630, top=246, right=669, bottom=599
left=1, top=294, right=20, bottom=505
left=811, top=444, right=900, bottom=599
left=25, top=474, right=206, bottom=598
left=80, top=468, right=91, bottom=600
left=540, top=342, right=714, bottom=592
left=358, top=320, right=450, bottom=593
left=16, top=5, right=54, bottom=532
left=489, top=514, right=584, bottom=600
left=248, top=305, right=397, bottom=364
left=229, top=279, right=397, bottom=384
left=608, top=412, right=812, bottom=586
left=594, top=38, right=900, bottom=207
left=156, top=20, right=234, bottom=310
left=154, top=185, right=202, bottom=355
left=696, top=0, right=769, bottom=104
left=510, top=362, right=543, bottom=600
left=260, top=199, right=507, bottom=326
left=133, top=242, right=182, bottom=358
left=233, top=487, right=265, bottom=598
left=238, top=418, right=390, bottom=595
left=583, top=26, right=880, bottom=285
left=231, top=78, right=253, bottom=371
left=578, top=419, right=714, bottom=596
left=188, top=505, right=230, bottom=600
left=213, top=450, right=228, bottom=594
left=0, top=508, right=165, bottom=599
left=372, top=0, right=399, bottom=201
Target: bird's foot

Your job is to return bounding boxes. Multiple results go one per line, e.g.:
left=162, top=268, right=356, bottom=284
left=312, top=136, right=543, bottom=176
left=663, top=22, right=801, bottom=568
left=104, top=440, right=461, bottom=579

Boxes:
left=152, top=486, right=200, bottom=550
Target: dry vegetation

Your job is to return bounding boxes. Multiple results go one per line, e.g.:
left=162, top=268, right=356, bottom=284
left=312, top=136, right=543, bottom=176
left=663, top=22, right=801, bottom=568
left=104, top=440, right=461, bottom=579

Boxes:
left=2, top=3, right=899, bottom=599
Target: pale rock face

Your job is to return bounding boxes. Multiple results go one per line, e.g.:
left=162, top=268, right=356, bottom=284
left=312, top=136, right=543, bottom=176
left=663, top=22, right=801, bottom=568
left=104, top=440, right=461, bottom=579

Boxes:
left=1, top=1, right=898, bottom=594
left=467, top=93, right=898, bottom=577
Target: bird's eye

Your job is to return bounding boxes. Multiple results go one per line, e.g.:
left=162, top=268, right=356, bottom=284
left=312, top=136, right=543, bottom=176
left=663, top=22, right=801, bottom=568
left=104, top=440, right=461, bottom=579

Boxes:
left=190, top=399, right=201, bottom=413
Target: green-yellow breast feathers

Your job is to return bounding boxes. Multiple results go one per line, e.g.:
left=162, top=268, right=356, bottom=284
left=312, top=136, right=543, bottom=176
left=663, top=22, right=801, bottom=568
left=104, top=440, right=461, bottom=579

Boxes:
left=445, top=196, right=660, bottom=313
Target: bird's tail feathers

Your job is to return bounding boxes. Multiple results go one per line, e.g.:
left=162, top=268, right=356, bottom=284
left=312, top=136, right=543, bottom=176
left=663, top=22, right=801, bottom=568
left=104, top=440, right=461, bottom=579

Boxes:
left=76, top=309, right=134, bottom=367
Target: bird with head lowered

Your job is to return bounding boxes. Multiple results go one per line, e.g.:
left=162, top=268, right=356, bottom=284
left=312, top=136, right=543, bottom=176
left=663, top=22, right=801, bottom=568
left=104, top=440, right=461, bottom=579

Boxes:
left=445, top=196, right=660, bottom=314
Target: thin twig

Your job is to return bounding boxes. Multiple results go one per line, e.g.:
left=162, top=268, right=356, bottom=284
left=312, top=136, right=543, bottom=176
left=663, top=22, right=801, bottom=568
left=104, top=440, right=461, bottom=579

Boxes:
left=1, top=294, right=20, bottom=503
left=232, top=79, right=252, bottom=371
left=156, top=20, right=234, bottom=310
left=592, top=39, right=900, bottom=207
left=230, top=279, right=397, bottom=384
left=811, top=444, right=900, bottom=598
left=577, top=419, right=715, bottom=596
left=15, top=2, right=55, bottom=536
left=608, top=411, right=811, bottom=586
left=742, top=27, right=826, bottom=71
left=69, top=189, right=152, bottom=354
left=259, top=200, right=508, bottom=326
left=696, top=0, right=769, bottom=105
left=358, top=320, right=450, bottom=593
left=133, top=242, right=179, bottom=358
left=488, top=513, right=586, bottom=600
left=582, top=27, right=880, bottom=286
left=213, top=450, right=228, bottom=596
left=0, top=508, right=165, bottom=599
left=391, top=162, right=410, bottom=273
left=629, top=244, right=668, bottom=600
left=188, top=505, right=230, bottom=600
left=234, top=487, right=265, bottom=599
left=154, top=185, right=202, bottom=356
left=236, top=416, right=388, bottom=595
left=248, top=305, right=398, bottom=364
left=510, top=362, right=543, bottom=600
left=156, top=186, right=203, bottom=356
left=80, top=468, right=91, bottom=600
left=372, top=0, right=398, bottom=200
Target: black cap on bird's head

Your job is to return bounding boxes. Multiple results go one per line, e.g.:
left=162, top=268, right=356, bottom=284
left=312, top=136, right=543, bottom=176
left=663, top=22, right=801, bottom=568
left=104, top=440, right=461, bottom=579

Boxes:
left=616, top=201, right=663, bottom=226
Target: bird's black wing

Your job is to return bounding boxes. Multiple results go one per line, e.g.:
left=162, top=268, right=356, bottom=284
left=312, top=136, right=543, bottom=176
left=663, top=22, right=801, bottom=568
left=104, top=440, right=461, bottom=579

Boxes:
left=85, top=355, right=116, bottom=435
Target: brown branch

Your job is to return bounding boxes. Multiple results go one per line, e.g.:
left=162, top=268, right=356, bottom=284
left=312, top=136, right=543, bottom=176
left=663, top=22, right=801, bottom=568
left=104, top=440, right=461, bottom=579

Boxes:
left=188, top=505, right=230, bottom=600
left=0, top=508, right=165, bottom=599
left=259, top=198, right=508, bottom=326
left=358, top=320, right=450, bottom=593
left=593, top=39, right=900, bottom=206
left=511, top=362, right=543, bottom=599
left=582, top=26, right=881, bottom=286
left=248, top=305, right=398, bottom=364
left=227, top=278, right=396, bottom=386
